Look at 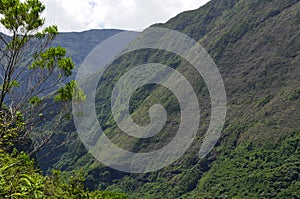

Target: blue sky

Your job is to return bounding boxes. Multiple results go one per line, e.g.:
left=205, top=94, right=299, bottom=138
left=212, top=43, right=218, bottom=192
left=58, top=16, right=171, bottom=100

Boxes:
left=41, top=0, right=211, bottom=32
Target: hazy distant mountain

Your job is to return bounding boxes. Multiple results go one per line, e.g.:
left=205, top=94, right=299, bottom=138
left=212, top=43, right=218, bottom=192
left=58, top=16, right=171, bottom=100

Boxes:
left=53, top=29, right=123, bottom=66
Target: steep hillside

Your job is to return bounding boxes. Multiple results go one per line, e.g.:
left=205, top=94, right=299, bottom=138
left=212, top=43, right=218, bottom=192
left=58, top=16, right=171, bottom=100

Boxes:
left=34, top=29, right=123, bottom=172
left=39, top=0, right=300, bottom=198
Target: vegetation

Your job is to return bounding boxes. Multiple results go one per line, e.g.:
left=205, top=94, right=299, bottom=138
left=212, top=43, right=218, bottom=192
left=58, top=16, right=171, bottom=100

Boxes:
left=0, top=149, right=128, bottom=198
left=0, top=106, right=126, bottom=198
left=1, top=0, right=299, bottom=198
left=0, top=0, right=126, bottom=198
left=187, top=133, right=300, bottom=198
left=48, top=0, right=299, bottom=198
left=0, top=0, right=86, bottom=153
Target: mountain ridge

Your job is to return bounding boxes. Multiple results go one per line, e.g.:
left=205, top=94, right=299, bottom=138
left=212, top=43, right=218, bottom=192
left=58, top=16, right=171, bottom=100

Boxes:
left=33, top=0, right=300, bottom=198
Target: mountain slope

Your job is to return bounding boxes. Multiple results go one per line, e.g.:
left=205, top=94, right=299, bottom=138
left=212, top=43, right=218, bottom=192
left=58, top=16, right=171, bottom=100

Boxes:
left=34, top=29, right=123, bottom=172
left=38, top=0, right=300, bottom=198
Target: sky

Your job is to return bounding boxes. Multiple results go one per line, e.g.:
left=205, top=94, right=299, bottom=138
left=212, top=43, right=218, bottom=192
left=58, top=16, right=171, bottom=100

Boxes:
left=40, top=0, right=211, bottom=32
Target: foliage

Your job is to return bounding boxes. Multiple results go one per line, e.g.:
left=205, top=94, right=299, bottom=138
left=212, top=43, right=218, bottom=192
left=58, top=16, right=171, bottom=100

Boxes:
left=0, top=110, right=25, bottom=150
left=55, top=0, right=300, bottom=198
left=0, top=0, right=83, bottom=153
left=188, top=133, right=300, bottom=198
left=0, top=149, right=127, bottom=198
left=55, top=80, right=86, bottom=102
left=1, top=0, right=298, bottom=198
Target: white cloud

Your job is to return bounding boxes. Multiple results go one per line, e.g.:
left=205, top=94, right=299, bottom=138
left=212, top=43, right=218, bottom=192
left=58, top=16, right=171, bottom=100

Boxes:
left=41, top=0, right=211, bottom=32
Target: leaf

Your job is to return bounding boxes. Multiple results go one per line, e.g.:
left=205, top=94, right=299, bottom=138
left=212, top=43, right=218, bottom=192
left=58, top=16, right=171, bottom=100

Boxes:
left=55, top=80, right=86, bottom=102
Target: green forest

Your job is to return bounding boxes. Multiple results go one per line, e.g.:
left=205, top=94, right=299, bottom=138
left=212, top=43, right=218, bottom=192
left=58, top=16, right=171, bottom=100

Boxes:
left=1, top=0, right=299, bottom=198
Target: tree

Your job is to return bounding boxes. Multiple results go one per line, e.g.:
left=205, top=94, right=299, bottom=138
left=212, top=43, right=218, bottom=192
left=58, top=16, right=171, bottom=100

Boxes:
left=0, top=148, right=128, bottom=198
left=0, top=0, right=83, bottom=153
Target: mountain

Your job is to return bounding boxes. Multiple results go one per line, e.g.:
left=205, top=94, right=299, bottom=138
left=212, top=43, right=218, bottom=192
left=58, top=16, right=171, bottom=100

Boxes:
left=53, top=29, right=123, bottom=66
left=33, top=29, right=123, bottom=172
left=37, top=0, right=300, bottom=198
